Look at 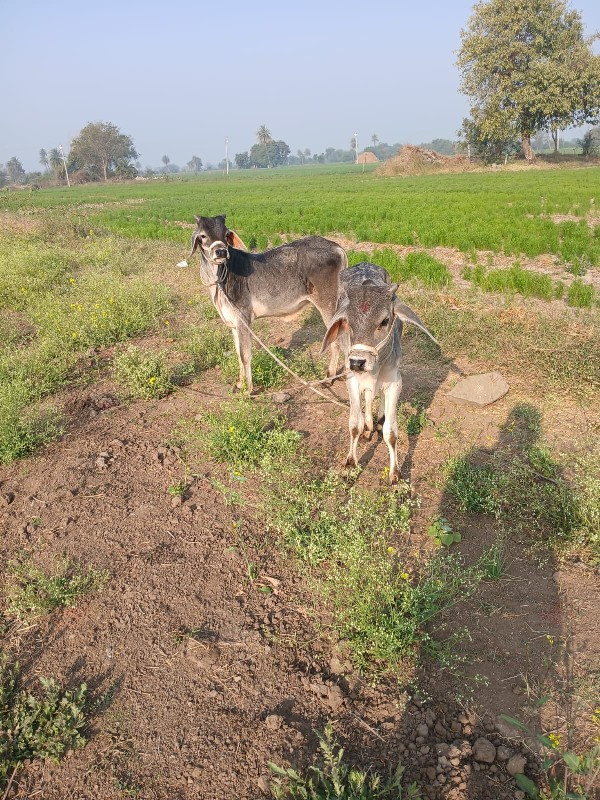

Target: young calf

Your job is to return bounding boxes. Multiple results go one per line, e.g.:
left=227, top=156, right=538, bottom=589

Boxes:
left=189, top=214, right=347, bottom=394
left=322, top=262, right=438, bottom=484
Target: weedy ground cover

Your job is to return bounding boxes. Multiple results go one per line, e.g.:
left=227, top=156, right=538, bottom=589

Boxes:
left=5, top=557, right=109, bottom=621
left=269, top=722, right=420, bottom=800
left=0, top=656, right=88, bottom=788
left=0, top=223, right=173, bottom=463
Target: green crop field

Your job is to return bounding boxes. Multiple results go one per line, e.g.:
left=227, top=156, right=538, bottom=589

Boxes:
left=3, top=163, right=600, bottom=262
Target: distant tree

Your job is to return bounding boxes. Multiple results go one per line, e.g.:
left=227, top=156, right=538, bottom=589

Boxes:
left=457, top=0, right=600, bottom=162
left=371, top=134, right=379, bottom=147
left=115, top=160, right=138, bottom=179
left=39, top=148, right=49, bottom=172
left=579, top=128, right=600, bottom=156
left=69, top=122, right=138, bottom=181
left=0, top=165, right=8, bottom=188
left=187, top=155, right=203, bottom=172
left=532, top=131, right=551, bottom=152
left=350, top=135, right=357, bottom=152
left=48, top=148, right=64, bottom=181
left=303, top=147, right=311, bottom=159
left=419, top=138, right=455, bottom=155
left=6, top=157, right=26, bottom=184
left=458, top=115, right=521, bottom=163
left=256, top=125, right=272, bottom=145
left=235, top=152, right=252, bottom=169
left=161, top=155, right=170, bottom=170
left=296, top=148, right=304, bottom=164
left=249, top=139, right=290, bottom=168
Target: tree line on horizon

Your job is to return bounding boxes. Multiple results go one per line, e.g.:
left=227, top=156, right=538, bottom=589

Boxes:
left=2, top=0, right=600, bottom=187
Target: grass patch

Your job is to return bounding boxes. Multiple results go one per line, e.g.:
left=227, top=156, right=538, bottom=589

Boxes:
left=0, top=395, right=63, bottom=465
left=462, top=263, right=558, bottom=301
left=113, top=346, right=173, bottom=400
left=348, top=249, right=451, bottom=288
left=0, top=656, right=88, bottom=787
left=269, top=470, right=477, bottom=671
left=567, top=278, right=595, bottom=308
left=445, top=457, right=500, bottom=515
left=269, top=722, right=420, bottom=799
left=194, top=399, right=300, bottom=470
left=478, top=540, right=507, bottom=580
left=5, top=558, right=109, bottom=621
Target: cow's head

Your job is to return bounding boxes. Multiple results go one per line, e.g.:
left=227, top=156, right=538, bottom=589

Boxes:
left=189, top=214, right=246, bottom=265
left=322, top=283, right=438, bottom=373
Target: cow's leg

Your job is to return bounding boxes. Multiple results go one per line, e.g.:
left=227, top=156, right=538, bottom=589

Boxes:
left=232, top=325, right=253, bottom=394
left=326, top=340, right=341, bottom=379
left=309, top=296, right=344, bottom=380
left=382, top=380, right=401, bottom=484
left=362, top=386, right=374, bottom=440
left=345, top=379, right=363, bottom=468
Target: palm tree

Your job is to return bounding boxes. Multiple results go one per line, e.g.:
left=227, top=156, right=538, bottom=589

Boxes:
left=39, top=148, right=49, bottom=172
left=48, top=148, right=63, bottom=181
left=371, top=134, right=379, bottom=147
left=161, top=155, right=170, bottom=171
left=256, top=125, right=272, bottom=145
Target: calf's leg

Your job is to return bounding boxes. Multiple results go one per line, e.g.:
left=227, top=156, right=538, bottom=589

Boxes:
left=362, top=386, right=374, bottom=440
left=382, top=381, right=401, bottom=484
left=345, top=379, right=364, bottom=468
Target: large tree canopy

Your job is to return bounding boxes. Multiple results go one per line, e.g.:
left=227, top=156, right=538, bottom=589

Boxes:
left=69, top=122, right=138, bottom=181
left=457, top=0, right=600, bottom=161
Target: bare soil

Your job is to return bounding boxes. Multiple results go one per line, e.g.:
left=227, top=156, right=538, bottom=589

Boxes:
left=1, top=310, right=599, bottom=799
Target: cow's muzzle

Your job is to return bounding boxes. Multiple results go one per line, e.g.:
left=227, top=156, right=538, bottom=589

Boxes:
left=349, top=357, right=367, bottom=372
left=209, top=241, right=229, bottom=264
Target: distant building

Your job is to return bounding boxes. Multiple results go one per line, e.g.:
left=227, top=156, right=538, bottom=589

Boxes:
left=357, top=151, right=379, bottom=164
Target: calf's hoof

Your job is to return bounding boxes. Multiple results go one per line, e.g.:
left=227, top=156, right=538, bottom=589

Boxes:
left=361, top=429, right=374, bottom=441
left=344, top=456, right=358, bottom=469
left=388, top=468, right=401, bottom=486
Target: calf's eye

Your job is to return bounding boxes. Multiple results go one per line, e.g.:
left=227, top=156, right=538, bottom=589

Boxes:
left=379, top=317, right=390, bottom=328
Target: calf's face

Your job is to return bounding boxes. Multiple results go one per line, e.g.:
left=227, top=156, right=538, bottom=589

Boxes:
left=322, top=284, right=398, bottom=374
left=190, top=214, right=246, bottom=264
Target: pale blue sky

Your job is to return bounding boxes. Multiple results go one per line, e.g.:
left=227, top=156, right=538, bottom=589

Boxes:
left=1, top=0, right=599, bottom=171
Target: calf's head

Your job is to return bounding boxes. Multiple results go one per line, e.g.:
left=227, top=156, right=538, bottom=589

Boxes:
left=321, top=283, right=438, bottom=373
left=190, top=214, right=246, bottom=266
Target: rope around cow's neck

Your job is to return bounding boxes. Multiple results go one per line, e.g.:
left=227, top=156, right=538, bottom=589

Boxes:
left=198, top=262, right=350, bottom=409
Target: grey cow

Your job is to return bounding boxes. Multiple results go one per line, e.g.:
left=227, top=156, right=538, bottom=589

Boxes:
left=322, top=262, right=438, bottom=484
left=189, top=215, right=347, bottom=394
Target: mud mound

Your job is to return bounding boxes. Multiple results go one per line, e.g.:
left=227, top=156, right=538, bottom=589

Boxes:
left=377, top=146, right=474, bottom=176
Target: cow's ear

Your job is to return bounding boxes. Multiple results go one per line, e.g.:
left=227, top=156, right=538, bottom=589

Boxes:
left=226, top=229, right=247, bottom=250
left=190, top=232, right=202, bottom=257
left=194, top=215, right=203, bottom=224
left=393, top=298, right=439, bottom=345
left=320, top=317, right=349, bottom=353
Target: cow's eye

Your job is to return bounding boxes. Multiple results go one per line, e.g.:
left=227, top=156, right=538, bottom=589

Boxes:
left=379, top=317, right=390, bottom=328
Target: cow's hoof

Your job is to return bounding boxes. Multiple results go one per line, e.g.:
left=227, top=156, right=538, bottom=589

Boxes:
left=344, top=456, right=357, bottom=469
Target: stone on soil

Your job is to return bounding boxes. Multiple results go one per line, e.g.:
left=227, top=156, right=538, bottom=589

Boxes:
left=448, top=371, right=509, bottom=406
left=472, top=737, right=496, bottom=763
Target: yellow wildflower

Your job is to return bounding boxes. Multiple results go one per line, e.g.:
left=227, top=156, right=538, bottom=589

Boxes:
left=388, top=546, right=395, bottom=555
left=228, top=426, right=236, bottom=433
left=400, top=572, right=410, bottom=580
left=148, top=376, right=157, bottom=385
left=546, top=634, right=555, bottom=646
left=548, top=733, right=561, bottom=749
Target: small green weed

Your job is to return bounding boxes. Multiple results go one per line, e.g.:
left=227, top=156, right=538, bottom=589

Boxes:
left=6, top=558, right=109, bottom=621
left=0, top=656, right=88, bottom=786
left=269, top=722, right=420, bottom=799
left=498, top=713, right=600, bottom=800
left=567, top=278, right=595, bottom=308
left=0, top=395, right=63, bottom=465
left=198, top=399, right=300, bottom=470
left=113, top=346, right=173, bottom=400
left=477, top=540, right=507, bottom=580
left=445, top=457, right=500, bottom=515
left=167, top=481, right=186, bottom=497
left=178, top=323, right=233, bottom=372
left=427, top=517, right=462, bottom=548
left=400, top=404, right=428, bottom=436
left=462, top=263, right=558, bottom=301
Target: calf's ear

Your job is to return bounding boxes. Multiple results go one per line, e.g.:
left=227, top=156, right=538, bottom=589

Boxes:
left=226, top=229, right=248, bottom=250
left=393, top=299, right=439, bottom=346
left=320, top=317, right=349, bottom=353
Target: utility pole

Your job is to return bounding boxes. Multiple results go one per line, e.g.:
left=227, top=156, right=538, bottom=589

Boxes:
left=59, top=144, right=71, bottom=187
left=353, top=132, right=359, bottom=164
left=225, top=137, right=229, bottom=175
